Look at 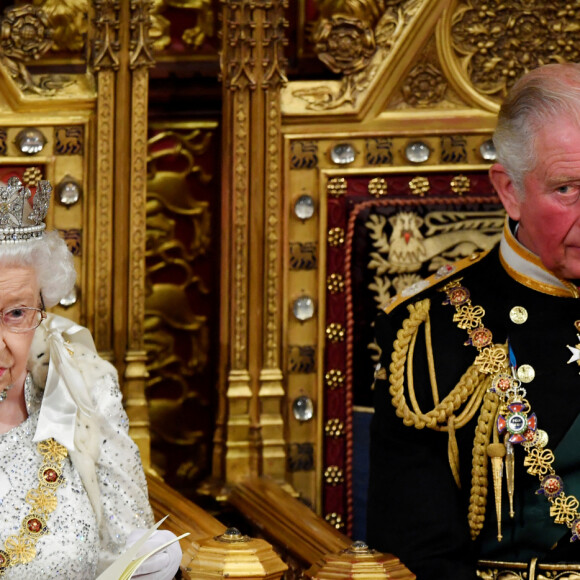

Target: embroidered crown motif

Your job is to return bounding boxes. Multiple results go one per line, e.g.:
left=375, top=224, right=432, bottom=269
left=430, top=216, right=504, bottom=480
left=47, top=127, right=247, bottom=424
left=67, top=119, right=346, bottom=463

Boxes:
left=0, top=177, right=51, bottom=244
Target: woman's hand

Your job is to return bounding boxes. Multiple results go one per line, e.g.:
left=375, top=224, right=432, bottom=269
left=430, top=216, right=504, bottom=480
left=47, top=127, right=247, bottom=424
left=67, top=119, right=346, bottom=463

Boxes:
left=126, top=529, right=182, bottom=580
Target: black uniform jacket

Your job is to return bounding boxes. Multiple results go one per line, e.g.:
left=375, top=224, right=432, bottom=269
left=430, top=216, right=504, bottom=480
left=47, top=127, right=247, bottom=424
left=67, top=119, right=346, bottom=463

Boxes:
left=367, top=224, right=580, bottom=579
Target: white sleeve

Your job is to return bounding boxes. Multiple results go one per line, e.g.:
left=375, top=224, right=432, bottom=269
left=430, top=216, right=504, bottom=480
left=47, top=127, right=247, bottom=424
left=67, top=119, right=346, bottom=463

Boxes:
left=89, top=365, right=155, bottom=573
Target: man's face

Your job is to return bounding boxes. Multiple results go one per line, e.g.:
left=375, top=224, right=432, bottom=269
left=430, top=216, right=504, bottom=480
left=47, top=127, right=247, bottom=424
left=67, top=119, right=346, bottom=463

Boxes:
left=502, top=117, right=580, bottom=280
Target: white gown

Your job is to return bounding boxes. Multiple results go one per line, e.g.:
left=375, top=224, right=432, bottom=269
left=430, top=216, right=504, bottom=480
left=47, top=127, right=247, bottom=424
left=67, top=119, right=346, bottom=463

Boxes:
left=0, top=316, right=154, bottom=579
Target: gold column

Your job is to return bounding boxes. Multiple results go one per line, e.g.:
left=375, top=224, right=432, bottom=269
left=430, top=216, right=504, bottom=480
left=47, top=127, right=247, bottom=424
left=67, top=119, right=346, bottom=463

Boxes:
left=90, top=0, right=154, bottom=467
left=90, top=0, right=119, bottom=358
left=125, top=0, right=155, bottom=468
left=258, top=2, right=288, bottom=481
left=218, top=0, right=288, bottom=484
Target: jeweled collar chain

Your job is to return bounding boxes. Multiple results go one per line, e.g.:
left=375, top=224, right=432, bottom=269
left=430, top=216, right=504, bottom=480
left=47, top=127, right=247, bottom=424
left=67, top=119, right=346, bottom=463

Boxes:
left=441, top=278, right=580, bottom=543
left=0, top=438, right=67, bottom=575
left=500, top=218, right=579, bottom=298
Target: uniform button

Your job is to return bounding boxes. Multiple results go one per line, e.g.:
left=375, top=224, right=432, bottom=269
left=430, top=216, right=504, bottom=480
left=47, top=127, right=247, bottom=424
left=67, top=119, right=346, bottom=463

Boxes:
left=510, top=306, right=528, bottom=324
left=517, top=364, right=535, bottom=383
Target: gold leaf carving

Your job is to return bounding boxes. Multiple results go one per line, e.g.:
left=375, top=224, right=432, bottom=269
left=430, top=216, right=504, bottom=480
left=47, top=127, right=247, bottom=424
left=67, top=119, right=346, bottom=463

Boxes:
left=293, top=0, right=420, bottom=110
left=313, top=15, right=376, bottom=76
left=402, top=62, right=447, bottom=107
left=0, top=5, right=67, bottom=94
left=130, top=0, right=155, bottom=69
left=32, top=0, right=88, bottom=52
left=92, top=0, right=121, bottom=71
left=166, top=0, right=214, bottom=51
left=451, top=1, right=580, bottom=101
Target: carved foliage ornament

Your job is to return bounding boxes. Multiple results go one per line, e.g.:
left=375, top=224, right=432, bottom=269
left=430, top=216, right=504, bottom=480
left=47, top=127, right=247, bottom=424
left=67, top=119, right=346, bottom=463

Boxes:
left=35, top=0, right=89, bottom=53
left=451, top=0, right=580, bottom=100
left=295, top=0, right=422, bottom=110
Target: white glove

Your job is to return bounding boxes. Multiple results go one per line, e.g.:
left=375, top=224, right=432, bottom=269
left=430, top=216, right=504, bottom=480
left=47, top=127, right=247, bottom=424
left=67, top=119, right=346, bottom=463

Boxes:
left=126, top=529, right=182, bottom=580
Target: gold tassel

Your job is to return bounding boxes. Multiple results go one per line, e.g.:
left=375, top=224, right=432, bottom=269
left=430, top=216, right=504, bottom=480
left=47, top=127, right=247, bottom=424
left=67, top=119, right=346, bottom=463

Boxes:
left=447, top=415, right=461, bottom=488
left=505, top=439, right=515, bottom=518
left=487, top=442, right=506, bottom=541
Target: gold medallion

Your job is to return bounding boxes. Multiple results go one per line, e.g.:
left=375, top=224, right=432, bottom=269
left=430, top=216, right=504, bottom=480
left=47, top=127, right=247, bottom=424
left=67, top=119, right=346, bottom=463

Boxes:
left=517, top=364, right=535, bottom=383
left=509, top=306, right=528, bottom=324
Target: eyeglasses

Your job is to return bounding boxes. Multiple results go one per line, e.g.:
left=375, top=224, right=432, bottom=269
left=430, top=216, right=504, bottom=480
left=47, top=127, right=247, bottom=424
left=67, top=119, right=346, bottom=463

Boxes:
left=0, top=307, right=46, bottom=333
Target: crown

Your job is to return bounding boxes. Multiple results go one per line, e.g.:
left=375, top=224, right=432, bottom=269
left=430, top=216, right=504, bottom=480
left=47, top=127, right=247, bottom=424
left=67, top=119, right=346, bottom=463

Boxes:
left=0, top=177, right=51, bottom=243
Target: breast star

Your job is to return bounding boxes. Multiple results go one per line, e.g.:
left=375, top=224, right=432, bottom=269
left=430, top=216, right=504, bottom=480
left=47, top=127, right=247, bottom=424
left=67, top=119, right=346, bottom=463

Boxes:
left=567, top=334, right=580, bottom=368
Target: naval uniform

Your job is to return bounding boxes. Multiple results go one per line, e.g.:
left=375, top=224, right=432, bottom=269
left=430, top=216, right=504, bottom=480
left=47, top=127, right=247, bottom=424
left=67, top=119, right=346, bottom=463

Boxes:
left=366, top=219, right=580, bottom=579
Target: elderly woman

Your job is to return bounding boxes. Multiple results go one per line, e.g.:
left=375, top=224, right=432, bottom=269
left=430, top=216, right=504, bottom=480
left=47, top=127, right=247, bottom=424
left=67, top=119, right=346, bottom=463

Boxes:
left=0, top=177, right=181, bottom=579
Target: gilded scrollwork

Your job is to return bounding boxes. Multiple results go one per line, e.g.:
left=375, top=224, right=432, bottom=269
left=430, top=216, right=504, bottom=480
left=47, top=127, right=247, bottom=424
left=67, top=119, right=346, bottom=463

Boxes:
left=450, top=0, right=580, bottom=102
left=145, top=126, right=215, bottom=477
left=167, top=0, right=214, bottom=50
left=149, top=0, right=171, bottom=51
left=32, top=0, right=88, bottom=52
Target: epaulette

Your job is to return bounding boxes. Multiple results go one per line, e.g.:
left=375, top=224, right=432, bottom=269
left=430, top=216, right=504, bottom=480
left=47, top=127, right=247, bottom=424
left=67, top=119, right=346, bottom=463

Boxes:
left=382, top=250, right=489, bottom=315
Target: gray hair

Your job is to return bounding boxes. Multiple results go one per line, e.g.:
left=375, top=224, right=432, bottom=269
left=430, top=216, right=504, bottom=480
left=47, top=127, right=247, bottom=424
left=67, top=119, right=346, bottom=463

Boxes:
left=0, top=231, right=76, bottom=307
left=492, top=62, right=580, bottom=194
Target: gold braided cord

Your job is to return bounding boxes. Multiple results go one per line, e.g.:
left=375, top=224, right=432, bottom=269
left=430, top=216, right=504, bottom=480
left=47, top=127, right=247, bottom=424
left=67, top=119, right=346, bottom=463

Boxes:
left=425, top=312, right=440, bottom=406
left=389, top=298, right=493, bottom=491
left=390, top=299, right=489, bottom=432
left=468, top=386, right=500, bottom=539
left=447, top=415, right=460, bottom=488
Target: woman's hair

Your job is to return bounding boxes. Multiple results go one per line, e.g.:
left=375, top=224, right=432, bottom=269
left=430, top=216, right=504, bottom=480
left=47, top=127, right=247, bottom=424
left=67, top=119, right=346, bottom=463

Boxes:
left=493, top=62, right=580, bottom=194
left=0, top=230, right=76, bottom=307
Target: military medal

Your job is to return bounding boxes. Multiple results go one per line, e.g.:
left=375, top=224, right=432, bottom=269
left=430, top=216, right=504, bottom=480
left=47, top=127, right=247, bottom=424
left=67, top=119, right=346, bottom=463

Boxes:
left=497, top=401, right=537, bottom=444
left=442, top=279, right=580, bottom=543
left=566, top=333, right=580, bottom=373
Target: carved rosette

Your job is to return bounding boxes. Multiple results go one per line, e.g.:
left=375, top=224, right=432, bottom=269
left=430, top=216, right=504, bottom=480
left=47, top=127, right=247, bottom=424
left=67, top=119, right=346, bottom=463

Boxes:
left=292, top=0, right=425, bottom=111
left=313, top=15, right=376, bottom=76
left=402, top=62, right=447, bottom=107
left=0, top=4, right=55, bottom=93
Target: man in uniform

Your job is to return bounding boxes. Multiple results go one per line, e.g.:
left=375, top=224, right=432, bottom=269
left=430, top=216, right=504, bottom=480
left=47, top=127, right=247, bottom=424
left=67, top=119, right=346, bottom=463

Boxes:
left=366, top=62, right=580, bottom=578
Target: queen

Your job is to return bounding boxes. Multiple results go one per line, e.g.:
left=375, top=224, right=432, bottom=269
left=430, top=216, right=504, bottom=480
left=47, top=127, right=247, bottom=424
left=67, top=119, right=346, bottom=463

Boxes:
left=0, top=177, right=181, bottom=579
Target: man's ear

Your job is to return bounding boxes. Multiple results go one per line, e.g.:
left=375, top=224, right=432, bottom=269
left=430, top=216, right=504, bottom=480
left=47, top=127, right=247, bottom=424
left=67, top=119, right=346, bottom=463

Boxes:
left=489, top=163, right=522, bottom=221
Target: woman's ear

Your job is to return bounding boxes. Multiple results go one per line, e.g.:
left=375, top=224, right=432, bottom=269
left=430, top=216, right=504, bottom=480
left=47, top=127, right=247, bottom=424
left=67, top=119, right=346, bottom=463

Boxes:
left=489, top=163, right=522, bottom=221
